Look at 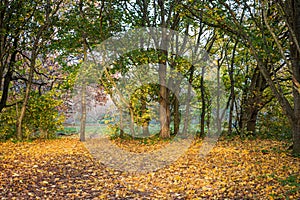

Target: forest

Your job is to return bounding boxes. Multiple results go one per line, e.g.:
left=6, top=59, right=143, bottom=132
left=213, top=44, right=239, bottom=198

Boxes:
left=0, top=0, right=300, bottom=199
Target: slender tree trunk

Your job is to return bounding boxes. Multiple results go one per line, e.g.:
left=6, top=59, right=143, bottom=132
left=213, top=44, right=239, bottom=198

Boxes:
left=206, top=98, right=211, bottom=133
left=79, top=0, right=87, bottom=141
left=129, top=105, right=136, bottom=136
left=79, top=40, right=87, bottom=141
left=0, top=42, right=18, bottom=113
left=119, top=108, right=124, bottom=138
left=238, top=63, right=250, bottom=134
left=169, top=59, right=182, bottom=136
left=216, top=65, right=221, bottom=133
left=183, top=65, right=195, bottom=135
left=182, top=85, right=192, bottom=135
left=0, top=61, right=13, bottom=112
left=199, top=62, right=206, bottom=138
left=239, top=94, right=247, bottom=132
left=16, top=55, right=35, bottom=140
left=80, top=82, right=86, bottom=141
left=228, top=40, right=238, bottom=135
left=173, top=94, right=180, bottom=135
left=228, top=93, right=235, bottom=135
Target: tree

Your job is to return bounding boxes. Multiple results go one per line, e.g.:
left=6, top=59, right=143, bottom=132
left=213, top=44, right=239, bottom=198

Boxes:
left=119, top=0, right=185, bottom=138
left=16, top=0, right=66, bottom=140
left=186, top=0, right=300, bottom=154
left=0, top=0, right=66, bottom=140
left=56, top=0, right=121, bottom=141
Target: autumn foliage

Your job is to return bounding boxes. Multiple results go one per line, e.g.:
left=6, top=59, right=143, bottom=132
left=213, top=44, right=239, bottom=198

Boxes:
left=0, top=138, right=299, bottom=199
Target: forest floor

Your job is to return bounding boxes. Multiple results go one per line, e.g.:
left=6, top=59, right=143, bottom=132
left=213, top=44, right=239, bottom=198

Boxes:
left=0, top=136, right=299, bottom=199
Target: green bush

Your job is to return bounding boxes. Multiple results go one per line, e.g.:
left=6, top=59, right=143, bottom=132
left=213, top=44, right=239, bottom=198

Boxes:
left=257, top=102, right=292, bottom=140
left=0, top=91, right=65, bottom=140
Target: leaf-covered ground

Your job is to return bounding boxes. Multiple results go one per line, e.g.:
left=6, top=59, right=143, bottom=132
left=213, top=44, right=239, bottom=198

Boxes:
left=0, top=137, right=299, bottom=199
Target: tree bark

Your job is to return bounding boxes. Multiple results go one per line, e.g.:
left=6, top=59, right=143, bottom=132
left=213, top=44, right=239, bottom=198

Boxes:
left=79, top=0, right=87, bottom=142
left=292, top=118, right=300, bottom=154
left=79, top=83, right=86, bottom=142
left=183, top=65, right=195, bottom=135
left=173, top=94, right=180, bottom=135
left=159, top=81, right=170, bottom=138
left=290, top=0, right=300, bottom=154
left=246, top=108, right=259, bottom=134
left=158, top=48, right=170, bottom=138
left=228, top=40, right=238, bottom=135
left=200, top=66, right=206, bottom=138
left=129, top=104, right=136, bottom=136
left=119, top=110, right=124, bottom=138
left=239, top=65, right=267, bottom=136
left=16, top=56, right=35, bottom=140
left=157, top=0, right=172, bottom=138
left=0, top=40, right=18, bottom=112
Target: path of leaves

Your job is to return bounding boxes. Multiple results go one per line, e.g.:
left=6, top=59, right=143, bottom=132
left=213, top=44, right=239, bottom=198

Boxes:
left=0, top=138, right=299, bottom=199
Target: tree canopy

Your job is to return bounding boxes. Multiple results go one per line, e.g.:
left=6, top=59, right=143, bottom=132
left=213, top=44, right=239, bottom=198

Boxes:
left=0, top=0, right=300, bottom=152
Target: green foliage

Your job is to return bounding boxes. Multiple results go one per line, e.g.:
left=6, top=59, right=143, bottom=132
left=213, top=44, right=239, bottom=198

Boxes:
left=269, top=174, right=300, bottom=199
left=107, top=124, right=121, bottom=140
left=0, top=91, right=65, bottom=141
left=26, top=91, right=65, bottom=139
left=0, top=106, right=17, bottom=141
left=257, top=101, right=292, bottom=140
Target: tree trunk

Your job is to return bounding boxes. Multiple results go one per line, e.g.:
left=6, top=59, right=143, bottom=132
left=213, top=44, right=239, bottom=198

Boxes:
left=169, top=59, right=182, bottom=136
left=228, top=93, right=235, bottom=135
left=119, top=108, right=124, bottom=138
left=159, top=84, right=170, bottom=138
left=0, top=63, right=13, bottom=112
left=228, top=40, right=238, bottom=135
left=0, top=40, right=18, bottom=113
left=129, top=105, right=135, bottom=136
left=159, top=48, right=170, bottom=138
left=79, top=41, right=87, bottom=141
left=239, top=66, right=267, bottom=136
left=79, top=0, right=87, bottom=142
left=16, top=56, right=35, bottom=140
left=200, top=66, right=205, bottom=138
left=182, top=84, right=191, bottom=135
left=290, top=0, right=300, bottom=154
left=240, top=104, right=259, bottom=136
left=216, top=65, right=221, bottom=134
left=183, top=65, right=195, bottom=135
left=292, top=118, right=300, bottom=154
left=246, top=108, right=259, bottom=134
left=239, top=90, right=248, bottom=132
left=157, top=1, right=171, bottom=138
left=79, top=83, right=86, bottom=142
left=173, top=94, right=180, bottom=135
left=79, top=0, right=89, bottom=142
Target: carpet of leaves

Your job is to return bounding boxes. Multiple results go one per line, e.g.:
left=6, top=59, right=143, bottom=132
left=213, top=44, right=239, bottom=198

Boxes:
left=0, top=137, right=299, bottom=199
